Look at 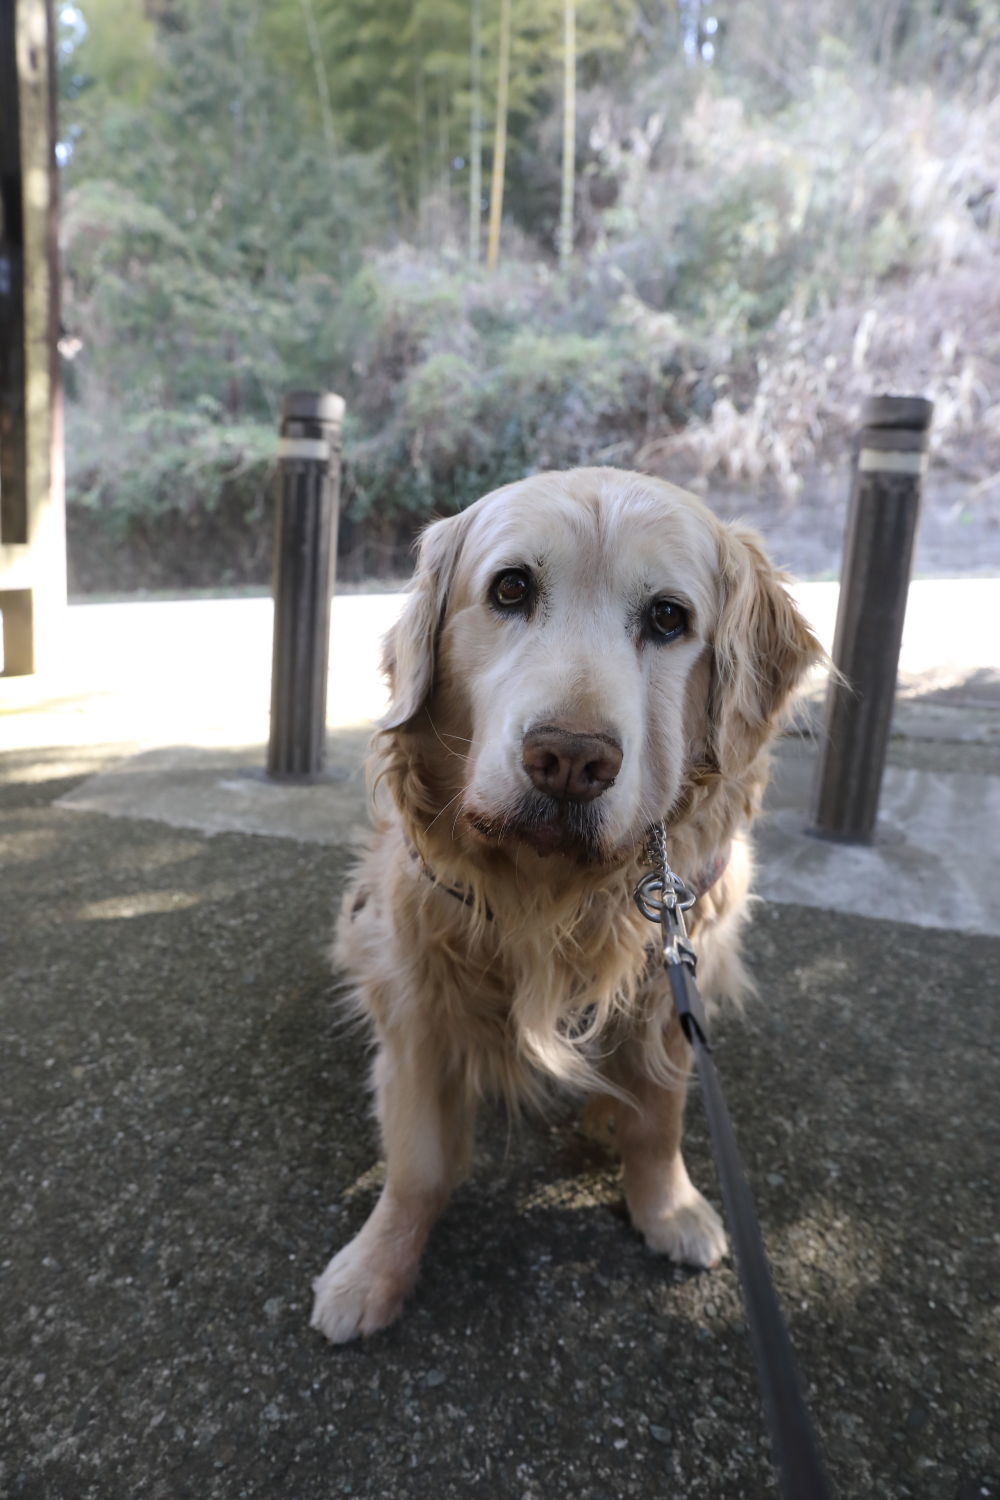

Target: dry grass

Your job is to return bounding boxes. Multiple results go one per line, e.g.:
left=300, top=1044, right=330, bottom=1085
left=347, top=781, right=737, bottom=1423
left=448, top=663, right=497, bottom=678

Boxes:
left=622, top=81, right=1000, bottom=499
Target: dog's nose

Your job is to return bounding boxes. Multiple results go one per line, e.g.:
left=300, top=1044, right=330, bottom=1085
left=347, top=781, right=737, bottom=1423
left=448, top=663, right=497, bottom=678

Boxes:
left=522, top=726, right=623, bottom=802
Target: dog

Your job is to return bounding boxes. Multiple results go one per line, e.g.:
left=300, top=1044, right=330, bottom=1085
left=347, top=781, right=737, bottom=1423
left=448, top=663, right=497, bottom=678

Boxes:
left=311, top=467, right=821, bottom=1343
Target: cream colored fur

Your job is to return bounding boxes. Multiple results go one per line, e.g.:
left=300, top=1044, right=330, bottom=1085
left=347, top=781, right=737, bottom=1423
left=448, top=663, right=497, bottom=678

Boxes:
left=311, top=467, right=821, bottom=1344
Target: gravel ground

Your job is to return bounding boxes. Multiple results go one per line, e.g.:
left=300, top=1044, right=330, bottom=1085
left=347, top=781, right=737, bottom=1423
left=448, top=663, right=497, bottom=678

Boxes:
left=1, top=736, right=998, bottom=1499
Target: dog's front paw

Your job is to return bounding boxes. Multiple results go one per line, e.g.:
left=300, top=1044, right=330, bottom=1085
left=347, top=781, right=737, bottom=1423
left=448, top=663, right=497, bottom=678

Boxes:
left=310, top=1235, right=411, bottom=1344
left=635, top=1186, right=728, bottom=1269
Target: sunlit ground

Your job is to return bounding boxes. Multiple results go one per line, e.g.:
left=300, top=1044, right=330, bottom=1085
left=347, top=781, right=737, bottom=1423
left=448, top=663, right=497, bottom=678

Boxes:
left=0, top=593, right=406, bottom=758
left=2, top=579, right=998, bottom=765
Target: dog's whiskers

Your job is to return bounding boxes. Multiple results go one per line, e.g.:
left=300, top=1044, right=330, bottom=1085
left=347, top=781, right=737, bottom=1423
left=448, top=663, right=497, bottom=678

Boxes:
left=426, top=788, right=467, bottom=833
left=426, top=713, right=475, bottom=760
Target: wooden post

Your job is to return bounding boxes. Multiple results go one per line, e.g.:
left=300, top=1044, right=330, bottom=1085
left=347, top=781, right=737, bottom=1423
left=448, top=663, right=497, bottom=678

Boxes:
left=808, top=395, right=934, bottom=843
left=0, top=0, right=66, bottom=677
left=267, top=391, right=345, bottom=781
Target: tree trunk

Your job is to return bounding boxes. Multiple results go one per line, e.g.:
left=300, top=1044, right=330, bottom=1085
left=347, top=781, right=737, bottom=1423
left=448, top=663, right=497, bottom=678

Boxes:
left=299, top=0, right=336, bottom=159
left=416, top=63, right=428, bottom=241
left=468, top=0, right=482, bottom=262
left=485, top=0, right=511, bottom=273
left=558, top=0, right=576, bottom=271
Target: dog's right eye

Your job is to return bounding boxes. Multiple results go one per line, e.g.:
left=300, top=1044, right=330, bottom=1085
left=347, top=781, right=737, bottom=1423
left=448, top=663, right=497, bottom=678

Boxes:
left=490, top=569, right=533, bottom=610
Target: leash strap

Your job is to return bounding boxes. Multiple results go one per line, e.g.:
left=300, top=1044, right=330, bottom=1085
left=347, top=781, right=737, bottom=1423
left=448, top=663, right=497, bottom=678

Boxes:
left=637, top=827, right=834, bottom=1500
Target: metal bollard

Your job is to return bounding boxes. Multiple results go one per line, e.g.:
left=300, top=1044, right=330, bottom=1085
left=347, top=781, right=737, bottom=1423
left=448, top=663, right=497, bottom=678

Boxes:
left=267, top=391, right=345, bottom=780
left=808, top=394, right=934, bottom=843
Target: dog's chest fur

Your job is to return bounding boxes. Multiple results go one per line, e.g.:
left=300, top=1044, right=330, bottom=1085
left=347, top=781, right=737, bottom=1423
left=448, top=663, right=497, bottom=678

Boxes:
left=338, top=826, right=677, bottom=1097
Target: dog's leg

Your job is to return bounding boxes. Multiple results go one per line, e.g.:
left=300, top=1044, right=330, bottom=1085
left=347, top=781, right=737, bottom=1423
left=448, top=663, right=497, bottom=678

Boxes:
left=616, top=1025, right=727, bottom=1269
left=311, top=1034, right=474, bottom=1344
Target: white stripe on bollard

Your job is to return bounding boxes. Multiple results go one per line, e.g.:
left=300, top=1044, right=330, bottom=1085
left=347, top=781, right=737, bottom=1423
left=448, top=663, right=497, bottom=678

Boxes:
left=857, top=448, right=925, bottom=474
left=277, top=437, right=330, bottom=461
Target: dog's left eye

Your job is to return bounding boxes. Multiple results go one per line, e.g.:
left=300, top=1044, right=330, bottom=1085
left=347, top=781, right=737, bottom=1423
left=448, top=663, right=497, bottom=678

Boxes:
left=490, top=569, right=533, bottom=610
left=649, top=598, right=690, bottom=642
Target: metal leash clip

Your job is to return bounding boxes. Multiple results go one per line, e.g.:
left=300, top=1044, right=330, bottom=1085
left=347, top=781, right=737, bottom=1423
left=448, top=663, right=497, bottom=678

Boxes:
left=634, top=825, right=698, bottom=974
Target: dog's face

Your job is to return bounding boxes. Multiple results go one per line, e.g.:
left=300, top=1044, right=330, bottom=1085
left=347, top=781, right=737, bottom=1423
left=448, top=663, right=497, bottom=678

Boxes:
left=382, top=469, right=819, bottom=865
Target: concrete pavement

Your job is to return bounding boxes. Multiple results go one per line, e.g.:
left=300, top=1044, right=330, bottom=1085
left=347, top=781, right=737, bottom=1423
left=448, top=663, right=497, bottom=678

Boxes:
left=1, top=581, right=999, bottom=1499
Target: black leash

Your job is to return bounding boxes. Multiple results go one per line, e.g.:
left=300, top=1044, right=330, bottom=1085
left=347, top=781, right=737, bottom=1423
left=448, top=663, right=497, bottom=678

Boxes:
left=635, top=823, right=835, bottom=1500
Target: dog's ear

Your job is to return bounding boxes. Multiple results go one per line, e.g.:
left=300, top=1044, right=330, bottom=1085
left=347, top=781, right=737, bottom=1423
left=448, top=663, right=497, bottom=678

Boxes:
left=709, top=525, right=823, bottom=779
left=380, top=511, right=468, bottom=730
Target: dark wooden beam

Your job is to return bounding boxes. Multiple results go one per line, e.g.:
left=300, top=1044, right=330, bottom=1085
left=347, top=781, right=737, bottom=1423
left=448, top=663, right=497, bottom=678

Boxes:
left=0, top=0, right=28, bottom=547
left=0, top=0, right=66, bottom=676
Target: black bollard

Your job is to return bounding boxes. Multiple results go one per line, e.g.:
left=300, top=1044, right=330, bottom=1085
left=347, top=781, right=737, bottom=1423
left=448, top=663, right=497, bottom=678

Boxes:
left=267, top=391, right=345, bottom=780
left=809, top=394, right=934, bottom=843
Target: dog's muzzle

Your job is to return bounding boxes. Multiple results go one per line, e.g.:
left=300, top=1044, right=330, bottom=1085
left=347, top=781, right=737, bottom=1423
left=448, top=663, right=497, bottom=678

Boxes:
left=521, top=725, right=622, bottom=804
left=466, top=725, right=623, bottom=861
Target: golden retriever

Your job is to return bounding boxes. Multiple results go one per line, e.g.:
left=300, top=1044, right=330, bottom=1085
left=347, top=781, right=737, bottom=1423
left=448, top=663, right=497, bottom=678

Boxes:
left=311, top=467, right=820, bottom=1343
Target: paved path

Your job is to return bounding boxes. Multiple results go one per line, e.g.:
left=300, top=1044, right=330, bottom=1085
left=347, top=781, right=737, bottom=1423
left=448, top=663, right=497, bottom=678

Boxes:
left=2, top=583, right=999, bottom=1499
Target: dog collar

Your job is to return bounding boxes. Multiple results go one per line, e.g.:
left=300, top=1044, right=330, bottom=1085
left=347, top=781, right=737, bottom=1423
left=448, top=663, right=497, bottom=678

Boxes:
left=407, top=839, right=730, bottom=917
left=407, top=842, right=494, bottom=919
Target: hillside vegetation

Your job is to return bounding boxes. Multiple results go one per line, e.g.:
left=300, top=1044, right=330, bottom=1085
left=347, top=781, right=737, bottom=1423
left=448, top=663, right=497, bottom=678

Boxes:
left=60, top=0, right=1000, bottom=589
